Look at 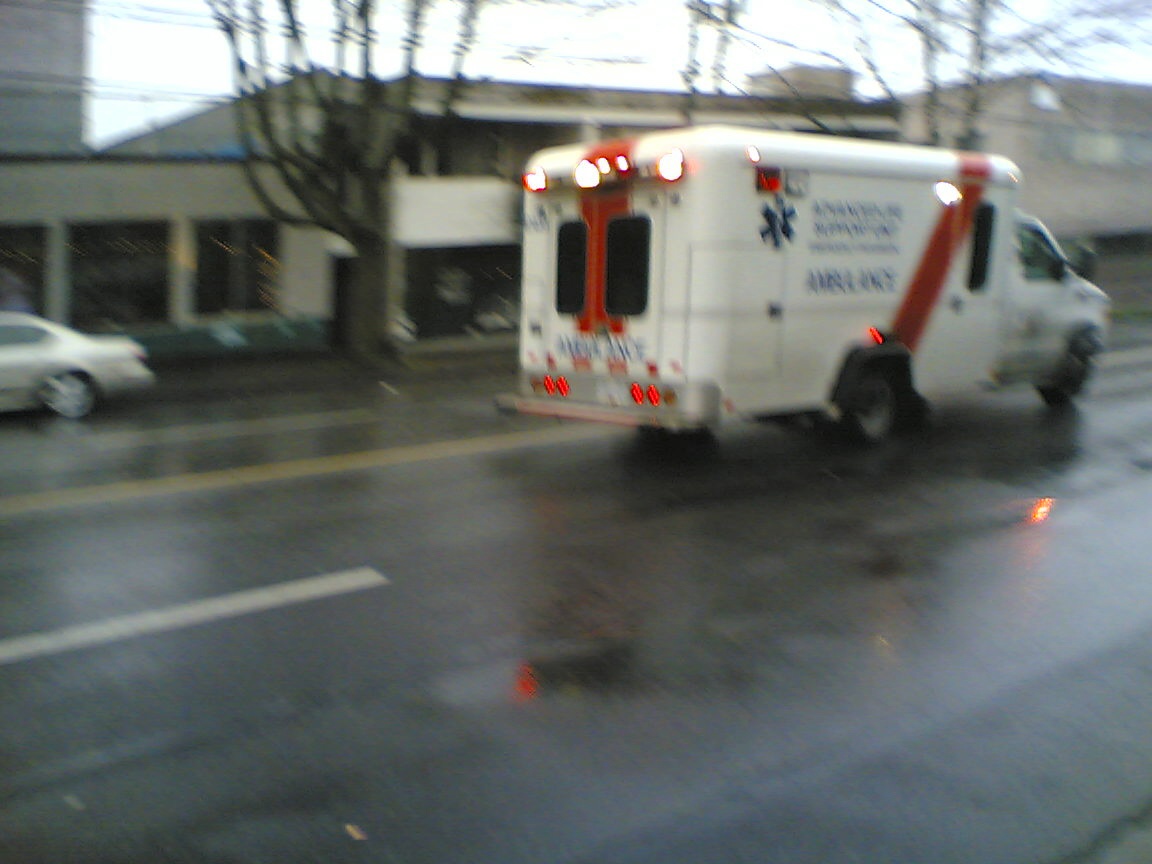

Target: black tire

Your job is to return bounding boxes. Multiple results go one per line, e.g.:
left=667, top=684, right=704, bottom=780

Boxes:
left=841, top=368, right=898, bottom=444
left=40, top=371, right=97, bottom=418
left=1037, top=352, right=1091, bottom=407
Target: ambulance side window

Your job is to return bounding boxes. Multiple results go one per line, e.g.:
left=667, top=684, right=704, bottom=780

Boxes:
left=556, top=221, right=587, bottom=315
left=605, top=216, right=650, bottom=316
left=1018, top=225, right=1064, bottom=281
left=967, top=203, right=995, bottom=291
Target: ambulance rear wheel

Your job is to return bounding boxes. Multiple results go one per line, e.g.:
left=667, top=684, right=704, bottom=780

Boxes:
left=634, top=425, right=716, bottom=456
left=841, top=369, right=898, bottom=444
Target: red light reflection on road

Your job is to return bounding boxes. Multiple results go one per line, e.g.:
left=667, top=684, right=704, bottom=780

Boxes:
left=513, top=663, right=540, bottom=701
left=1028, top=497, right=1055, bottom=524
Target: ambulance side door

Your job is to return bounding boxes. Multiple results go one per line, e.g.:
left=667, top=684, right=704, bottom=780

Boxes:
left=911, top=199, right=1008, bottom=390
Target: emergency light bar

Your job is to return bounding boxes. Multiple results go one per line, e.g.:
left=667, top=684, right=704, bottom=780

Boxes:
left=523, top=166, right=547, bottom=192
left=522, top=149, right=686, bottom=193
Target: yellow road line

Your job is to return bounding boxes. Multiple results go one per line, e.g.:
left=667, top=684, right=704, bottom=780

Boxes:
left=0, top=424, right=604, bottom=518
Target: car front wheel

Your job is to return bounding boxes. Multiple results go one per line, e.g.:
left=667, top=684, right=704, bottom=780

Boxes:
left=40, top=372, right=97, bottom=418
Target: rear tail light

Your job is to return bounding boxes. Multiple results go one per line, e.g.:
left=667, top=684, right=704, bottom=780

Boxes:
left=533, top=375, right=571, bottom=397
left=532, top=375, right=678, bottom=408
left=631, top=382, right=676, bottom=406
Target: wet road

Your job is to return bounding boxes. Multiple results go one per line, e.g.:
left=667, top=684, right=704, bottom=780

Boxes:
left=3, top=348, right=1152, bottom=863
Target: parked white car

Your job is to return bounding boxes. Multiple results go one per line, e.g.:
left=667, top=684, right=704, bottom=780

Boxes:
left=0, top=313, right=155, bottom=418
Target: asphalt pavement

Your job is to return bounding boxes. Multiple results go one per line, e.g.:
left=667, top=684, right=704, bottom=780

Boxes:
left=143, top=319, right=1152, bottom=864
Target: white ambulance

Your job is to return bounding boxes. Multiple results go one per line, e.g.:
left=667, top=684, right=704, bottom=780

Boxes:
left=497, top=125, right=1110, bottom=442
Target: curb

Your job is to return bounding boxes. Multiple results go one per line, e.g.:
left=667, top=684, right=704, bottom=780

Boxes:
left=1101, top=345, right=1152, bottom=369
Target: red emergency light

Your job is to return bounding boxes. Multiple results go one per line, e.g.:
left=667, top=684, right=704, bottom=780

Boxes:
left=656, top=149, right=685, bottom=182
left=756, top=166, right=783, bottom=193
left=523, top=166, right=547, bottom=192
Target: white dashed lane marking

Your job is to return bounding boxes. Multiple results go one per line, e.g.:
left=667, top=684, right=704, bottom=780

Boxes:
left=0, top=568, right=390, bottom=667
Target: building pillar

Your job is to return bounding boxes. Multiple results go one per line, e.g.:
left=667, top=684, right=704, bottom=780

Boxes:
left=169, top=215, right=196, bottom=326
left=44, top=220, right=70, bottom=323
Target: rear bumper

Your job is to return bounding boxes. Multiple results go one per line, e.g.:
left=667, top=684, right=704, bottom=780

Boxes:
left=497, top=393, right=656, bottom=427
left=496, top=372, right=722, bottom=430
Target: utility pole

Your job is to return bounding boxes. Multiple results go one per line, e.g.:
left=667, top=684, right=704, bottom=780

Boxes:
left=683, top=1, right=744, bottom=123
left=959, top=0, right=991, bottom=150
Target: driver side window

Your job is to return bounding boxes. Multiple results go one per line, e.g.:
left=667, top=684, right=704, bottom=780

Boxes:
left=1018, top=225, right=1063, bottom=281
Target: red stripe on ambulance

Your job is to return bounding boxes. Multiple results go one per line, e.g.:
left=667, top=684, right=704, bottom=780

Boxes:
left=576, top=139, right=636, bottom=335
left=890, top=154, right=992, bottom=352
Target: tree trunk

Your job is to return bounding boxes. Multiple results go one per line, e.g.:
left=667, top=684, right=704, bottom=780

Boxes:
left=344, top=166, right=399, bottom=363
left=346, top=235, right=386, bottom=362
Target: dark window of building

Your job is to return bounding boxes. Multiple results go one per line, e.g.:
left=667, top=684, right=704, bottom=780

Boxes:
left=195, top=220, right=279, bottom=315
left=404, top=245, right=521, bottom=339
left=605, top=216, right=650, bottom=316
left=968, top=203, right=995, bottom=291
left=0, top=225, right=46, bottom=314
left=70, top=221, right=169, bottom=330
left=556, top=221, right=587, bottom=315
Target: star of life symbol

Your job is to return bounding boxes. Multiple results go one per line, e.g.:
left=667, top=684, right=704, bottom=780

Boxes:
left=760, top=194, right=797, bottom=249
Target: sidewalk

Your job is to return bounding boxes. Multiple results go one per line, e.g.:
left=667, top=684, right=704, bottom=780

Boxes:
left=149, top=317, right=1152, bottom=404
left=148, top=339, right=517, bottom=403
left=1107, top=316, right=1152, bottom=350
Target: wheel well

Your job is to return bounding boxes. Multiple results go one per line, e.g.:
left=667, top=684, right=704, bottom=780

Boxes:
left=1067, top=325, right=1105, bottom=360
left=42, top=369, right=100, bottom=397
left=831, top=346, right=915, bottom=409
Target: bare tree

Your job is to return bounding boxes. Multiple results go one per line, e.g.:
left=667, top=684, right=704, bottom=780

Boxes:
left=204, top=0, right=485, bottom=360
left=819, top=0, right=1152, bottom=147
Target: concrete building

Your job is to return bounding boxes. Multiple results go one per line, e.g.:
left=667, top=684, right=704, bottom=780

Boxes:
left=0, top=73, right=900, bottom=355
left=902, top=75, right=1152, bottom=310
left=0, top=0, right=87, bottom=154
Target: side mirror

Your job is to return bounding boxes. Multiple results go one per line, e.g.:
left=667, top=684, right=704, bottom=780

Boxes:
left=1048, top=257, right=1067, bottom=281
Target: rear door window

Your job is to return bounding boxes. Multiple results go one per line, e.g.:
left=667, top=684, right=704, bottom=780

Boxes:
left=556, top=221, right=587, bottom=315
left=605, top=216, right=651, bottom=316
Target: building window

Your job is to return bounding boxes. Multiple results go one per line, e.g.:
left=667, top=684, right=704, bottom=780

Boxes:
left=70, top=221, right=169, bottom=330
left=195, top=220, right=280, bottom=315
left=1039, top=126, right=1152, bottom=167
left=404, top=245, right=521, bottom=339
left=0, top=225, right=46, bottom=314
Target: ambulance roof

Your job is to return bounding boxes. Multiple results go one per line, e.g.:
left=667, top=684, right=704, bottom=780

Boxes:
left=527, top=124, right=1021, bottom=187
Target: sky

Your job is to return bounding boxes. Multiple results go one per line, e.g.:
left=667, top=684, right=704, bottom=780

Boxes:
left=85, top=0, right=1152, bottom=147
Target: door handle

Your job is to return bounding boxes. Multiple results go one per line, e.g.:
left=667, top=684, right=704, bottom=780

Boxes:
left=949, top=296, right=965, bottom=313
left=767, top=303, right=783, bottom=319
